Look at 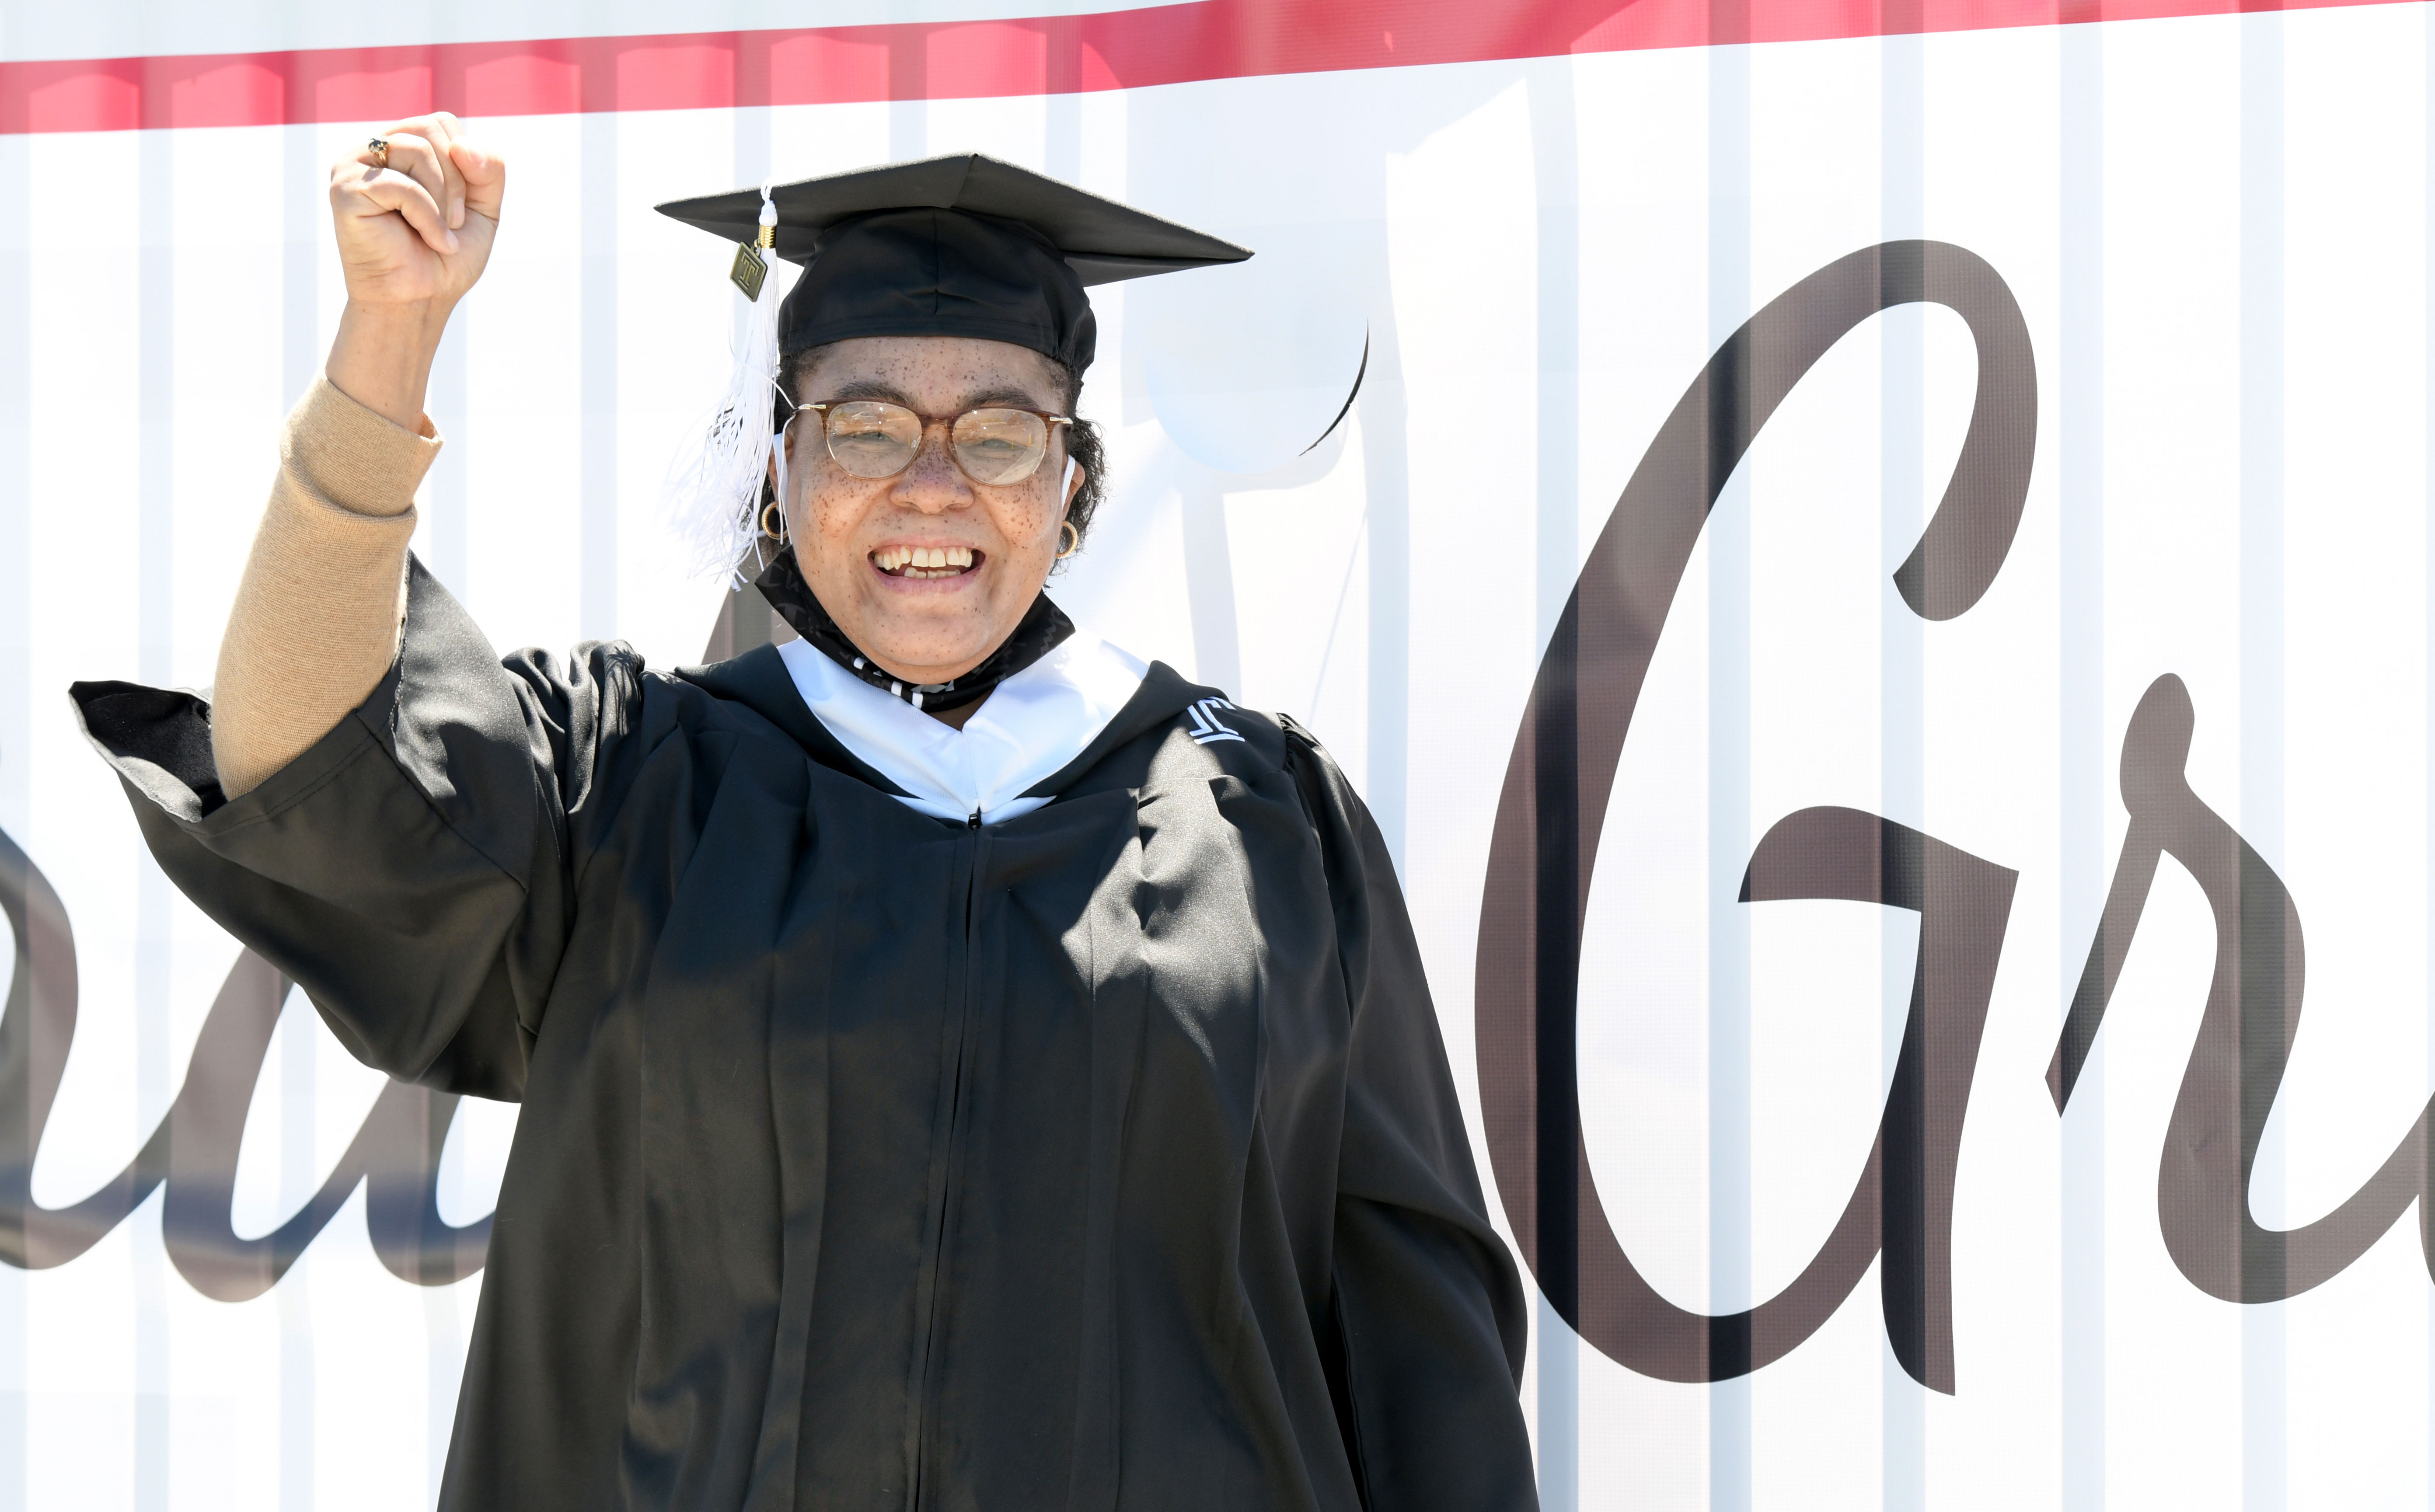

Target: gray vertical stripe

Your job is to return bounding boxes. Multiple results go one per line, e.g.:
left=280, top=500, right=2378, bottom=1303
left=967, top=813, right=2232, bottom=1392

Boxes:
left=2230, top=14, right=2292, bottom=1511
left=1879, top=32, right=1929, bottom=1512
left=0, top=134, right=26, bottom=840
left=1707, top=37, right=1755, bottom=1512
left=0, top=125, right=30, bottom=1512
left=2425, top=15, right=2435, bottom=1509
left=425, top=310, right=471, bottom=598
left=276, top=994, right=317, bottom=1512
left=582, top=111, right=621, bottom=642
left=134, top=124, right=177, bottom=1512
left=1178, top=482, right=1241, bottom=696
left=137, top=134, right=175, bottom=695
left=1359, top=305, right=1410, bottom=871
left=1531, top=73, right=1581, bottom=662
left=890, top=34, right=928, bottom=165
left=1527, top=65, right=1582, bottom=1512
left=2239, top=17, right=2288, bottom=1512
left=1045, top=72, right=1083, bottom=185
left=424, top=1277, right=460, bottom=1502
left=281, top=125, right=324, bottom=427
left=2058, top=19, right=2111, bottom=1512
left=277, top=121, right=323, bottom=1512
left=733, top=106, right=772, bottom=209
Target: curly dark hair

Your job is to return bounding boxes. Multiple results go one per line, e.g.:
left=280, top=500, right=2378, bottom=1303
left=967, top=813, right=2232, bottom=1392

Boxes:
left=763, top=345, right=1106, bottom=569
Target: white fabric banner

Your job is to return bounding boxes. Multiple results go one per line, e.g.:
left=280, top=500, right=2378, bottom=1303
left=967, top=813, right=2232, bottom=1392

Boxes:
left=3, top=1, right=2433, bottom=1506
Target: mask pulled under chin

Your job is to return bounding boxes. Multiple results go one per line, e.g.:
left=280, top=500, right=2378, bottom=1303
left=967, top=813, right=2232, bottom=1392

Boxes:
left=750, top=546, right=1075, bottom=715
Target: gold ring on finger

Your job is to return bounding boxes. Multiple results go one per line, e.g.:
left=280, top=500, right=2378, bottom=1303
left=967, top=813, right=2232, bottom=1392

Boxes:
left=367, top=136, right=389, bottom=171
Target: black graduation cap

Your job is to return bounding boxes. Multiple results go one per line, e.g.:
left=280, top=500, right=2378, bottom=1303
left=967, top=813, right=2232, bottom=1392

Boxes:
left=654, top=153, right=1251, bottom=373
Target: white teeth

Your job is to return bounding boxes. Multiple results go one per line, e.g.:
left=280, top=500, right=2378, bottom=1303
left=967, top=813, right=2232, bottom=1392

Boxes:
left=946, top=545, right=972, bottom=567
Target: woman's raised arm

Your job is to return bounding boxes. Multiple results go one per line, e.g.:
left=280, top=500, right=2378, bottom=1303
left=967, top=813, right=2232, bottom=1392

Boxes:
left=211, top=112, right=506, bottom=797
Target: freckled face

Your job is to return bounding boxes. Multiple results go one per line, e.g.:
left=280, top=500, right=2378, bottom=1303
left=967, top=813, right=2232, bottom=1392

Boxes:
left=780, top=336, right=1085, bottom=688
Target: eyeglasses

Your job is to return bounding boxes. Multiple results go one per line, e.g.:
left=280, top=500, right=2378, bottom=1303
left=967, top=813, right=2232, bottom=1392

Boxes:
left=797, top=400, right=1073, bottom=487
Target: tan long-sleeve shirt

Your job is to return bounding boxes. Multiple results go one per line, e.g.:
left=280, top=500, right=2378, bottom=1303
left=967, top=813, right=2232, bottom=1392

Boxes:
left=211, top=377, right=440, bottom=798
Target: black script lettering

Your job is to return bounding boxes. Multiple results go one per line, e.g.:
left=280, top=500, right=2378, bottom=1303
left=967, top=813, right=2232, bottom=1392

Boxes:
left=2048, top=674, right=2435, bottom=1303
left=1739, top=809, right=2016, bottom=1390
left=1474, top=240, right=2037, bottom=1393
left=0, top=817, right=489, bottom=1298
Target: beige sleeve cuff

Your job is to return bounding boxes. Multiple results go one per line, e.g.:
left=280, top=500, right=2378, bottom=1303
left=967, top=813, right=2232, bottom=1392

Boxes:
left=210, top=376, right=445, bottom=799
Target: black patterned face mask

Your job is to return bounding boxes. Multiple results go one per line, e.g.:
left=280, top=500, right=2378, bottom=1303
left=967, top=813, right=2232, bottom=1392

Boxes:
left=752, top=547, right=1074, bottom=715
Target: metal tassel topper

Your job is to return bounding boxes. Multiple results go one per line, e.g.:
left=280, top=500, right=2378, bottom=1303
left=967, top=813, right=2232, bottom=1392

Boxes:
left=730, top=221, right=772, bottom=300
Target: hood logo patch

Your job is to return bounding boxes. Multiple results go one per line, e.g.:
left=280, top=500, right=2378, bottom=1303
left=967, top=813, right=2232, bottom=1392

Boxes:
left=1184, top=697, right=1243, bottom=746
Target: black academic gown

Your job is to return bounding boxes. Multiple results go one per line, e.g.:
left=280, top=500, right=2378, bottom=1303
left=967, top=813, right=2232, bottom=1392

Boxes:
left=70, top=561, right=1538, bottom=1512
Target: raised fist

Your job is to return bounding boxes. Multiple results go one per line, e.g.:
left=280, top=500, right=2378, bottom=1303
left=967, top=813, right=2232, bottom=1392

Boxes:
left=328, top=111, right=505, bottom=311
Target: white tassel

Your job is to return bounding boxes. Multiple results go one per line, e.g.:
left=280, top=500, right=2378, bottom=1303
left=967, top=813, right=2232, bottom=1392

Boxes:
left=664, top=182, right=796, bottom=586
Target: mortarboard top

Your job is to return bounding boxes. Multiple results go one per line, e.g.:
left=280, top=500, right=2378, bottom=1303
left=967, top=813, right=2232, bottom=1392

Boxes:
left=654, top=153, right=1251, bottom=374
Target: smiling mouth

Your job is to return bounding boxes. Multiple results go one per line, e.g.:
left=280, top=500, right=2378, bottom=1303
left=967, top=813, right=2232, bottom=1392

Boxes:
left=872, top=544, right=982, bottom=580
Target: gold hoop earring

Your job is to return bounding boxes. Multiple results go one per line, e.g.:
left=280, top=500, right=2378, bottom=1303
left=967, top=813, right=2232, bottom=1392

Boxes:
left=762, top=500, right=787, bottom=541
left=1056, top=520, right=1080, bottom=559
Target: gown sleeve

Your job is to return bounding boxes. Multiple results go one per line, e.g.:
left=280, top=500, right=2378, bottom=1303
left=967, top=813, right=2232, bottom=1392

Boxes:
left=68, top=558, right=639, bottom=1102
left=1280, top=720, right=1541, bottom=1512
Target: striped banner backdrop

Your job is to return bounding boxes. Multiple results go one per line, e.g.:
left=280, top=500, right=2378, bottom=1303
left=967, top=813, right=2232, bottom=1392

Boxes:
left=6, top=1, right=2435, bottom=1507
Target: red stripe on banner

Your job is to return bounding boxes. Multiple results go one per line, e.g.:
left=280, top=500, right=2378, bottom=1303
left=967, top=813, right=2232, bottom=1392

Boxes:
left=0, top=0, right=2417, bottom=135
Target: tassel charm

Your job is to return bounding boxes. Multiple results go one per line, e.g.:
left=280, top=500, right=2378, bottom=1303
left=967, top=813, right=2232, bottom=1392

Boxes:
left=730, top=217, right=778, bottom=299
left=730, top=240, right=767, bottom=300
left=664, top=181, right=795, bottom=584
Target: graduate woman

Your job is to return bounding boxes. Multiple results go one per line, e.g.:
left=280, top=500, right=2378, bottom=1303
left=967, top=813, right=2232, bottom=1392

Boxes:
left=72, top=114, right=1538, bottom=1512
